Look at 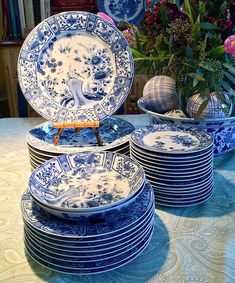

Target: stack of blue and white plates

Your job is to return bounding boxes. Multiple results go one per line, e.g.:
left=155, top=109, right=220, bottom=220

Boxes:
left=27, top=117, right=134, bottom=170
left=130, top=124, right=214, bottom=207
left=22, top=151, right=155, bottom=274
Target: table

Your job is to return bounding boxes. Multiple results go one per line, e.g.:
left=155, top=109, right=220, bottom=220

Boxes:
left=0, top=115, right=235, bottom=283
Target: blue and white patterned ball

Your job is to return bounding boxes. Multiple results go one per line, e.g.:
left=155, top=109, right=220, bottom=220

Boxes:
left=143, top=76, right=179, bottom=113
left=187, top=92, right=233, bottom=119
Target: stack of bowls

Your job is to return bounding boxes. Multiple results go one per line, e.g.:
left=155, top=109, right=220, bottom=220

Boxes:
left=130, top=124, right=214, bottom=207
left=27, top=117, right=134, bottom=170
left=22, top=151, right=155, bottom=274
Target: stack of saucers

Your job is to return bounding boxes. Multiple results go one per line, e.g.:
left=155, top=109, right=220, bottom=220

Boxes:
left=22, top=151, right=155, bottom=275
left=27, top=117, right=134, bottom=170
left=130, top=124, right=214, bottom=207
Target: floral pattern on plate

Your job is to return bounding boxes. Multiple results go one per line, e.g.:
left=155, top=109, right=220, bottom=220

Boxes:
left=18, top=11, right=134, bottom=122
left=29, top=151, right=145, bottom=211
left=131, top=124, right=213, bottom=154
left=98, top=0, right=146, bottom=24
left=22, top=182, right=154, bottom=238
left=27, top=117, right=134, bottom=153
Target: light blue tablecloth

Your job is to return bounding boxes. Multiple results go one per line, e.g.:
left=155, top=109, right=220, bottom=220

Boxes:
left=0, top=115, right=235, bottom=283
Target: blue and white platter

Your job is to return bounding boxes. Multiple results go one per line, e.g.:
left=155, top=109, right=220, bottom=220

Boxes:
left=29, top=152, right=145, bottom=216
left=22, top=181, right=154, bottom=239
left=155, top=188, right=214, bottom=207
left=130, top=147, right=213, bottom=167
left=98, top=0, right=145, bottom=24
left=24, top=212, right=153, bottom=253
left=23, top=201, right=154, bottom=246
left=130, top=124, right=213, bottom=155
left=24, top=222, right=153, bottom=261
left=130, top=142, right=213, bottom=161
left=18, top=11, right=134, bottom=122
left=27, top=117, right=134, bottom=154
left=24, top=227, right=153, bottom=275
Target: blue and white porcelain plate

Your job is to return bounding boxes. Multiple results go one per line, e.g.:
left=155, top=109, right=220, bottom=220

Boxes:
left=98, top=0, right=145, bottom=24
left=131, top=124, right=213, bottom=154
left=29, top=151, right=145, bottom=212
left=27, top=117, right=134, bottom=153
left=18, top=11, right=134, bottom=122
left=24, top=223, right=153, bottom=262
left=23, top=202, right=154, bottom=245
left=24, top=213, right=153, bottom=253
left=24, top=227, right=152, bottom=274
left=22, top=181, right=154, bottom=239
left=130, top=146, right=213, bottom=166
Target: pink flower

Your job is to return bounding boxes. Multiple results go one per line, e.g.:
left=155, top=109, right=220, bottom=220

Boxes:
left=122, top=28, right=137, bottom=48
left=224, top=35, right=235, bottom=57
left=97, top=12, right=115, bottom=26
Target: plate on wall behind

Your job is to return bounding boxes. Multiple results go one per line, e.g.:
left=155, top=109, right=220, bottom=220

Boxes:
left=18, top=11, right=134, bottom=122
left=98, top=0, right=146, bottom=24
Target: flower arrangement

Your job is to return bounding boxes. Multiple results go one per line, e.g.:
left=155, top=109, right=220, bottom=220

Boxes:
left=119, top=0, right=235, bottom=118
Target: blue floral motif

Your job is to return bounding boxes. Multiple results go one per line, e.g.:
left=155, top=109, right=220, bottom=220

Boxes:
left=18, top=11, right=134, bottom=122
left=170, top=134, right=198, bottom=148
left=98, top=0, right=145, bottom=24
left=29, top=152, right=145, bottom=210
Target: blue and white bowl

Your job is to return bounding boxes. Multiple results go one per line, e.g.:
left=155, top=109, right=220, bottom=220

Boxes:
left=28, top=151, right=145, bottom=219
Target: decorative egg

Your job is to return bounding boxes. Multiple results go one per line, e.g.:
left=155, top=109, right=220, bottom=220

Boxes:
left=165, top=109, right=187, bottom=118
left=187, top=92, right=233, bottom=119
left=143, top=76, right=179, bottom=113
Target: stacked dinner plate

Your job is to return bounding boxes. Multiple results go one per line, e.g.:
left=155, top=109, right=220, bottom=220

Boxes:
left=130, top=124, right=214, bottom=207
left=27, top=117, right=133, bottom=171
left=22, top=151, right=155, bottom=274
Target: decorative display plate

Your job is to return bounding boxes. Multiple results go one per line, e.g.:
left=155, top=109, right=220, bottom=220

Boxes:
left=27, top=117, right=134, bottom=153
left=155, top=189, right=214, bottom=207
left=131, top=124, right=213, bottom=154
left=22, top=182, right=154, bottom=238
left=23, top=202, right=154, bottom=245
left=29, top=151, right=145, bottom=213
left=130, top=141, right=213, bottom=160
left=24, top=229, right=152, bottom=275
left=130, top=146, right=213, bottom=166
left=24, top=213, right=153, bottom=252
left=98, top=0, right=145, bottom=24
left=24, top=223, right=153, bottom=262
left=18, top=11, right=134, bottom=122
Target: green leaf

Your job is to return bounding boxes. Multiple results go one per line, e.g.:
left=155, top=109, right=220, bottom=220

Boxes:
left=185, top=46, right=194, bottom=61
left=217, top=1, right=228, bottom=19
left=223, top=63, right=235, bottom=75
left=133, top=55, right=171, bottom=62
left=192, top=15, right=200, bottom=43
left=130, top=48, right=144, bottom=58
left=224, top=71, right=235, bottom=84
left=189, top=73, right=206, bottom=82
left=168, top=33, right=173, bottom=52
left=208, top=45, right=224, bottom=56
left=222, top=80, right=235, bottom=96
left=200, top=22, right=219, bottom=30
left=183, top=0, right=197, bottom=25
left=195, top=97, right=210, bottom=119
left=199, top=62, right=214, bottom=71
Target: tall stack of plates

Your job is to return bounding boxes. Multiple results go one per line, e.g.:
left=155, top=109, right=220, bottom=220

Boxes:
left=22, top=151, right=155, bottom=274
left=130, top=124, right=214, bottom=207
left=27, top=117, right=133, bottom=170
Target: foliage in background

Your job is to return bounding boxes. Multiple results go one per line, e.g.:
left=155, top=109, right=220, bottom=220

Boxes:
left=118, top=0, right=235, bottom=117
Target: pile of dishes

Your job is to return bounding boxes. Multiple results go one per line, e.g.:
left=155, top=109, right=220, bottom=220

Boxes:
left=27, top=117, right=134, bottom=170
left=130, top=124, right=214, bottom=207
left=22, top=151, right=155, bottom=274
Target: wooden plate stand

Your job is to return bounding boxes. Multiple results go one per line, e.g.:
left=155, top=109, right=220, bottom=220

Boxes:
left=52, top=121, right=102, bottom=146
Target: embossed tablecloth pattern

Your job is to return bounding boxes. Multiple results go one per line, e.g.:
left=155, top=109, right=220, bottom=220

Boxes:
left=0, top=116, right=235, bottom=283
